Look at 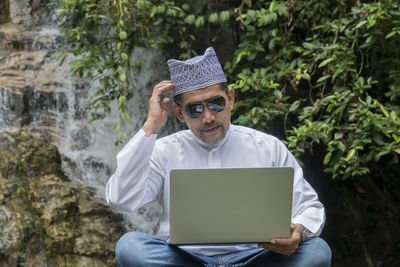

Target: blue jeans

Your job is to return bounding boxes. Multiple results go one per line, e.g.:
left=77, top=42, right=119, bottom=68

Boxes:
left=115, top=231, right=331, bottom=267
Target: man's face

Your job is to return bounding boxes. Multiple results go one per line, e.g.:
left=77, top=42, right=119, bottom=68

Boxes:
left=172, top=84, right=235, bottom=146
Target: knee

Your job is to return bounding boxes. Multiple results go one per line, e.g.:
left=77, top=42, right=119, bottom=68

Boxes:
left=307, top=237, right=332, bottom=267
left=115, top=231, right=148, bottom=266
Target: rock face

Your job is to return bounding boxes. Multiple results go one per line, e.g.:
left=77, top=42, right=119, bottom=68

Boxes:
left=0, top=22, right=89, bottom=145
left=0, top=0, right=174, bottom=193
left=0, top=2, right=128, bottom=265
left=0, top=1, right=10, bottom=24
left=0, top=131, right=125, bottom=266
left=7, top=0, right=52, bottom=27
left=0, top=0, right=172, bottom=250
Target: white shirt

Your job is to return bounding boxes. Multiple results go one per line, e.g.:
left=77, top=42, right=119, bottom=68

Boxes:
left=106, top=124, right=325, bottom=256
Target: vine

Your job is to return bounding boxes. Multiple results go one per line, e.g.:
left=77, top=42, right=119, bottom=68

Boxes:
left=53, top=0, right=400, bottom=182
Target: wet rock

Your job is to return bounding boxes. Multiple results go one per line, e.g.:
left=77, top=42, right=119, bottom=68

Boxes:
left=0, top=1, right=10, bottom=24
left=0, top=132, right=125, bottom=266
left=0, top=131, right=63, bottom=178
left=9, top=0, right=52, bottom=27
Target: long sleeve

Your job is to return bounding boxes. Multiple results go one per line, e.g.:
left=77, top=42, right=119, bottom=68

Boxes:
left=105, top=129, right=165, bottom=212
left=104, top=124, right=326, bottom=256
left=273, top=139, right=325, bottom=236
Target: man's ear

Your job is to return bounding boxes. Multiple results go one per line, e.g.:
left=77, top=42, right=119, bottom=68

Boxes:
left=227, top=87, right=235, bottom=111
left=172, top=102, right=185, bottom=122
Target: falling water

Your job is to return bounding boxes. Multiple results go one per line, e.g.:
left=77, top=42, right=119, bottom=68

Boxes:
left=0, top=7, right=179, bottom=233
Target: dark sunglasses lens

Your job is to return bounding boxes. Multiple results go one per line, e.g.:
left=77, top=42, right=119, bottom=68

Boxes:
left=185, top=103, right=204, bottom=118
left=184, top=96, right=226, bottom=118
left=207, top=96, right=226, bottom=112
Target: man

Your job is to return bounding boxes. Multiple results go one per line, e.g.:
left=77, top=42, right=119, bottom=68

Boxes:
left=106, top=47, right=332, bottom=266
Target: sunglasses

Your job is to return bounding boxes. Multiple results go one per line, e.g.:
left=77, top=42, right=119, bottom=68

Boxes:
left=183, top=95, right=226, bottom=118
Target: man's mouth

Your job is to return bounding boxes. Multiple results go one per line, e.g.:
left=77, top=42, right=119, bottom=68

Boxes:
left=200, top=123, right=222, bottom=133
left=202, top=126, right=219, bottom=132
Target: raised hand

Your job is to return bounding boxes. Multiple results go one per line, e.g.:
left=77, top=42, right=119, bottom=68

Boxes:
left=142, top=81, right=175, bottom=136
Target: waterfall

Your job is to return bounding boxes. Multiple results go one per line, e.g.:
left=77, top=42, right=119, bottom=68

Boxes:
left=0, top=1, right=179, bottom=233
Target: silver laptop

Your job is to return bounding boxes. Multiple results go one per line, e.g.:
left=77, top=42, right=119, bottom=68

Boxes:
left=169, top=167, right=294, bottom=245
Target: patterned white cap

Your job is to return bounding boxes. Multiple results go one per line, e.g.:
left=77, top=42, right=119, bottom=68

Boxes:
left=167, top=47, right=227, bottom=96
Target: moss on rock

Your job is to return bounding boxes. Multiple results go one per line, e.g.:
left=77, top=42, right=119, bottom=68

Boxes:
left=0, top=132, right=64, bottom=179
left=0, top=132, right=125, bottom=266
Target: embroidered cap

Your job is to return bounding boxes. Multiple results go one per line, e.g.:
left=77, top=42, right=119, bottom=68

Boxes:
left=167, top=47, right=227, bottom=96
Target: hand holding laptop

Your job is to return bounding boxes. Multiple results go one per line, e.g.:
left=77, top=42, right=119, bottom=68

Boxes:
left=258, top=223, right=304, bottom=255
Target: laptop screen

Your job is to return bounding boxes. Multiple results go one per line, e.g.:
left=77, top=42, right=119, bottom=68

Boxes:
left=169, top=167, right=294, bottom=245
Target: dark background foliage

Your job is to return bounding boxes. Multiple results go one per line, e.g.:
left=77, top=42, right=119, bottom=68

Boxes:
left=54, top=0, right=400, bottom=265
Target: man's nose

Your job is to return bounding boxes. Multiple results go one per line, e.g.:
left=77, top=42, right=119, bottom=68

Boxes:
left=201, top=106, right=216, bottom=124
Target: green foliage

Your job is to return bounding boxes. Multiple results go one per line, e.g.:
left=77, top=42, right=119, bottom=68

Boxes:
left=54, top=0, right=400, bottom=182
left=53, top=0, right=238, bottom=144
left=27, top=221, right=52, bottom=250
left=16, top=252, right=25, bottom=267
left=227, top=0, right=400, bottom=180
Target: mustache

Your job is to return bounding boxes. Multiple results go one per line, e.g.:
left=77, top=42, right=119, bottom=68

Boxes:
left=199, top=121, right=223, bottom=131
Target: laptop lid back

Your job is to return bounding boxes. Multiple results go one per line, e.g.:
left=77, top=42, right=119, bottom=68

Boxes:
left=169, top=167, right=294, bottom=245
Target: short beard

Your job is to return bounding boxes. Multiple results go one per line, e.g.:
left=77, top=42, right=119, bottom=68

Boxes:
left=198, top=122, right=226, bottom=146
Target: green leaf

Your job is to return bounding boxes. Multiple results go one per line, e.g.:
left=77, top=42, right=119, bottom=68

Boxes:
left=121, top=112, right=130, bottom=121
left=274, top=90, right=283, bottom=100
left=316, top=75, right=331, bottom=83
left=259, top=14, right=272, bottom=26
left=386, top=31, right=398, bottom=39
left=338, top=142, right=346, bottom=152
left=118, top=95, right=126, bottom=102
left=185, top=14, right=195, bottom=25
left=289, top=100, right=300, bottom=112
left=390, top=111, right=398, bottom=122
left=374, top=150, right=389, bottom=161
left=234, top=115, right=249, bottom=125
left=318, top=57, right=334, bottom=68
left=118, top=131, right=128, bottom=139
left=379, top=105, right=389, bottom=117
left=323, top=152, right=332, bottom=165
left=301, top=73, right=310, bottom=80
left=246, top=10, right=258, bottom=22
left=355, top=20, right=367, bottom=29
left=156, top=5, right=165, bottom=13
left=116, top=66, right=122, bottom=74
left=121, top=52, right=128, bottom=61
left=243, top=0, right=252, bottom=7
left=254, top=43, right=265, bottom=52
left=365, top=35, right=373, bottom=44
left=346, top=149, right=356, bottom=161
left=119, top=74, right=126, bottom=82
left=119, top=31, right=127, bottom=40
left=112, top=123, right=120, bottom=131
left=334, top=132, right=343, bottom=140
left=269, top=0, right=276, bottom=13
left=209, top=13, right=218, bottom=23
left=220, top=11, right=230, bottom=22
left=302, top=42, right=314, bottom=50
left=195, top=16, right=205, bottom=27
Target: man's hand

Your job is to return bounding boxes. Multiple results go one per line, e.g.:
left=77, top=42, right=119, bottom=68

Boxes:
left=258, top=223, right=304, bottom=255
left=142, top=81, right=175, bottom=136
